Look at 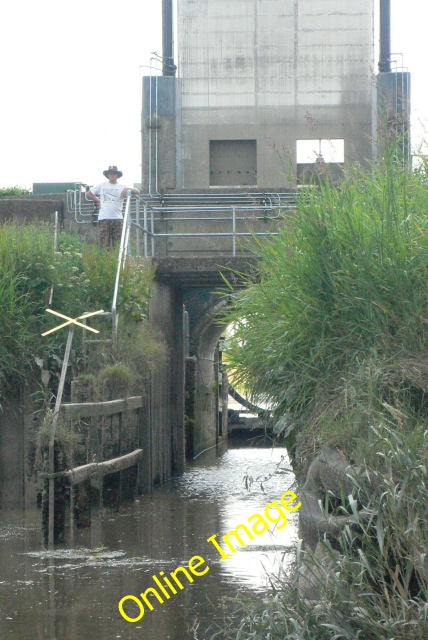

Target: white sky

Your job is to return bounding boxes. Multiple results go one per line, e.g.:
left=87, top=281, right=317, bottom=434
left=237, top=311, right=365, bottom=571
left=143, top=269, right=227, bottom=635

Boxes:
left=0, top=0, right=426, bottom=189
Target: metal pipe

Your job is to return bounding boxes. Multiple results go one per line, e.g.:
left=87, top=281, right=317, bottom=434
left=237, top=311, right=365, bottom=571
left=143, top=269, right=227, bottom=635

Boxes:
left=162, top=0, right=176, bottom=76
left=379, top=0, right=391, bottom=72
left=232, top=207, right=236, bottom=256
left=143, top=204, right=148, bottom=256
left=149, top=231, right=278, bottom=237
left=135, top=199, right=140, bottom=256
left=155, top=76, right=159, bottom=193
left=111, top=191, right=132, bottom=342
left=148, top=70, right=153, bottom=196
left=151, top=207, right=154, bottom=256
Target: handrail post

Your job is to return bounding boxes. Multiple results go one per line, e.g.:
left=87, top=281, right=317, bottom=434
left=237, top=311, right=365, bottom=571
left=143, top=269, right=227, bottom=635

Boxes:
left=151, top=207, right=155, bottom=256
left=136, top=199, right=140, bottom=256
left=112, top=191, right=132, bottom=344
left=232, top=206, right=236, bottom=256
left=143, top=204, right=148, bottom=257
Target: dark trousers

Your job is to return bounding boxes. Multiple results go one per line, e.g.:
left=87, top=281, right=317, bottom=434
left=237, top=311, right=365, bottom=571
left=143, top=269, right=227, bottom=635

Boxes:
left=98, top=219, right=122, bottom=247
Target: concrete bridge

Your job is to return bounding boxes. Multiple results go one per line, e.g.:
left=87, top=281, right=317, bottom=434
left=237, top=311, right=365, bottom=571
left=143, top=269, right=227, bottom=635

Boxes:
left=136, top=0, right=410, bottom=485
left=69, top=188, right=293, bottom=486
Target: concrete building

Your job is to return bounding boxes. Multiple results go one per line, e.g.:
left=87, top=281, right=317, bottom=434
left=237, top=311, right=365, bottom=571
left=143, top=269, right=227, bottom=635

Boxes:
left=137, top=0, right=410, bottom=463
left=142, top=0, right=383, bottom=192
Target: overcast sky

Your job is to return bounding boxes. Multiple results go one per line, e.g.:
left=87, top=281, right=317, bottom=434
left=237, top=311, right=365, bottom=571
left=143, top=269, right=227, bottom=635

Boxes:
left=0, top=1, right=426, bottom=189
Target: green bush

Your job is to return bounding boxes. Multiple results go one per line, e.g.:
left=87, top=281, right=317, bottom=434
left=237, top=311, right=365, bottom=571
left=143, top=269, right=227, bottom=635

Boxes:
left=212, top=424, right=427, bottom=640
left=220, top=157, right=428, bottom=639
left=0, top=224, right=156, bottom=389
left=224, top=158, right=427, bottom=432
left=98, top=363, right=134, bottom=400
left=0, top=186, right=31, bottom=197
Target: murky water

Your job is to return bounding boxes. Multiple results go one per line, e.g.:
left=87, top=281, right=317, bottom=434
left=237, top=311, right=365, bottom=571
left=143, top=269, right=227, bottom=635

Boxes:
left=0, top=444, right=298, bottom=640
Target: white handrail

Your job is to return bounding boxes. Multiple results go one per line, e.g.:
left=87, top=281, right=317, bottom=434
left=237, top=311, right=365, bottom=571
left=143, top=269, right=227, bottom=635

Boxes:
left=111, top=190, right=132, bottom=343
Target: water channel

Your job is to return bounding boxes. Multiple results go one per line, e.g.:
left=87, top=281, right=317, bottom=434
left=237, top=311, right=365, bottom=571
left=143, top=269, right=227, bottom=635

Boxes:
left=0, top=443, right=298, bottom=640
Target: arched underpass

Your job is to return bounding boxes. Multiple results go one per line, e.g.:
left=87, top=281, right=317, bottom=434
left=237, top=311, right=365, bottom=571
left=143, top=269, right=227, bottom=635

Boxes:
left=145, top=256, right=259, bottom=486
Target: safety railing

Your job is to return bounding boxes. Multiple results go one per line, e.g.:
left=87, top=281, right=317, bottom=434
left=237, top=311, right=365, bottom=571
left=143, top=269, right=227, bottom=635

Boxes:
left=66, top=189, right=297, bottom=258
left=111, top=190, right=133, bottom=342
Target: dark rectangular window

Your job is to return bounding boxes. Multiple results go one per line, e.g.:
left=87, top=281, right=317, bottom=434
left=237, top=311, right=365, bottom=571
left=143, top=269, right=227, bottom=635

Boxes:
left=209, top=140, right=257, bottom=186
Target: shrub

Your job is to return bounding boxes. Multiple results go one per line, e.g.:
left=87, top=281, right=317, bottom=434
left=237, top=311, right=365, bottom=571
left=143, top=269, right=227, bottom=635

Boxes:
left=98, top=364, right=134, bottom=400
left=211, top=424, right=428, bottom=640
left=224, top=158, right=428, bottom=438
left=219, top=157, right=428, bottom=639
left=0, top=186, right=31, bottom=197
left=0, top=224, right=156, bottom=392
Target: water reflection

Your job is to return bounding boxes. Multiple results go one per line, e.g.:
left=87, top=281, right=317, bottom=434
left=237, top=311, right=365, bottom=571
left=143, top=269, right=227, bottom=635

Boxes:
left=0, top=446, right=298, bottom=640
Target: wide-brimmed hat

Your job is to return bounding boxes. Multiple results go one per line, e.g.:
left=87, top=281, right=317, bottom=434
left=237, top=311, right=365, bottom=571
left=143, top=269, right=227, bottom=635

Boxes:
left=103, top=165, right=123, bottom=178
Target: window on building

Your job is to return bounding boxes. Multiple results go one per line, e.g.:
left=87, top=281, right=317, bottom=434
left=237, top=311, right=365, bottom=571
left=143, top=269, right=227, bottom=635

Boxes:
left=296, top=139, right=344, bottom=184
left=296, top=139, right=344, bottom=164
left=209, top=140, right=257, bottom=186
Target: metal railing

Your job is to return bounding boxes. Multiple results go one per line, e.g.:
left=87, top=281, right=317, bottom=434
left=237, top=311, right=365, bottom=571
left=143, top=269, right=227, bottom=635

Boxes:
left=66, top=188, right=296, bottom=258
left=111, top=190, right=132, bottom=342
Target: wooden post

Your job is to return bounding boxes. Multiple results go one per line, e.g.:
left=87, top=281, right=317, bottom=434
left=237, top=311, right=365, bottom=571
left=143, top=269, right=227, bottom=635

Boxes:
left=48, top=325, right=74, bottom=547
left=69, top=483, right=75, bottom=546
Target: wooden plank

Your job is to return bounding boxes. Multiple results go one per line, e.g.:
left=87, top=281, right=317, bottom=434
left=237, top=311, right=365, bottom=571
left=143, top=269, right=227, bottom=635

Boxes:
left=40, top=449, right=143, bottom=484
left=60, top=396, right=143, bottom=419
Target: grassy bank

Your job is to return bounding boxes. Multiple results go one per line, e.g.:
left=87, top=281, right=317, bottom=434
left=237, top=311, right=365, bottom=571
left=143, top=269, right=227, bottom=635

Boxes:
left=220, top=158, right=427, bottom=638
left=0, top=224, right=159, bottom=395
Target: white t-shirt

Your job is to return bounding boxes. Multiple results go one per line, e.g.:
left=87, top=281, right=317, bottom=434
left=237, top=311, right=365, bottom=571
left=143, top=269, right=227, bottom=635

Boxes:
left=90, top=181, right=127, bottom=220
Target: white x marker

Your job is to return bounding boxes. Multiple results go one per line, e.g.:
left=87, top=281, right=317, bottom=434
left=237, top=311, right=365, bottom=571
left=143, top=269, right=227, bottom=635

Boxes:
left=41, top=309, right=104, bottom=336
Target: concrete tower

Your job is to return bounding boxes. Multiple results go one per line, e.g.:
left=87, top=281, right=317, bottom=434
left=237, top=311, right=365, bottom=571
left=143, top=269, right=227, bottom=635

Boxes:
left=143, top=0, right=410, bottom=193
left=142, top=0, right=382, bottom=191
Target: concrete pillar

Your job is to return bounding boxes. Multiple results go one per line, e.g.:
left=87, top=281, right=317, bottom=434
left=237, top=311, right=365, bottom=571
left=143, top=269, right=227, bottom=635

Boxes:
left=146, top=281, right=185, bottom=484
left=141, top=76, right=180, bottom=193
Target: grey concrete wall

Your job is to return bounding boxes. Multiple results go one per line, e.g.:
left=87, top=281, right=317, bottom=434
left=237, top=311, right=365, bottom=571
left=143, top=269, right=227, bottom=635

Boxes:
left=0, top=196, right=94, bottom=238
left=176, top=0, right=375, bottom=188
left=0, top=197, right=65, bottom=225
left=147, top=281, right=185, bottom=483
left=0, top=380, right=38, bottom=508
left=142, top=76, right=179, bottom=193
left=183, top=288, right=228, bottom=455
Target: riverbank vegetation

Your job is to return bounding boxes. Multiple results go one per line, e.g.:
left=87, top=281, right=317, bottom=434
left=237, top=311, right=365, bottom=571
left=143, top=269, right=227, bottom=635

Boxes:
left=219, top=156, right=427, bottom=639
left=0, top=224, right=160, bottom=398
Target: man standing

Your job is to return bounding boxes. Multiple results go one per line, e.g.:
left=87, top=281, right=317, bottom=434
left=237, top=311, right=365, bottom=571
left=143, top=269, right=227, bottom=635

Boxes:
left=87, top=166, right=140, bottom=247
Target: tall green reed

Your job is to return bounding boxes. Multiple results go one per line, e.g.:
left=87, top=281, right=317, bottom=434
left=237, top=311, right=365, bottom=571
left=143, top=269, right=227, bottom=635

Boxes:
left=210, top=423, right=427, bottom=640
left=224, top=158, right=427, bottom=422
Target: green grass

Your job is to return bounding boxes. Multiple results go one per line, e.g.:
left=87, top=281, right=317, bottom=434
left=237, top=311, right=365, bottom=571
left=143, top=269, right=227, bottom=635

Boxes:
left=219, top=156, right=428, bottom=639
left=0, top=224, right=156, bottom=390
left=210, top=425, right=427, bottom=640
left=224, top=158, right=427, bottom=443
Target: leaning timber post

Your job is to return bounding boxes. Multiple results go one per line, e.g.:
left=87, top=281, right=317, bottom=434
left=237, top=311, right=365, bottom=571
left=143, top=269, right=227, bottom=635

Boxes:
left=48, top=325, right=75, bottom=547
left=42, top=440, right=68, bottom=545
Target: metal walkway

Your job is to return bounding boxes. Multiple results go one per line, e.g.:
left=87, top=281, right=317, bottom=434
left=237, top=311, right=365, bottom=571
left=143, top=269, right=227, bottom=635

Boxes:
left=66, top=187, right=296, bottom=258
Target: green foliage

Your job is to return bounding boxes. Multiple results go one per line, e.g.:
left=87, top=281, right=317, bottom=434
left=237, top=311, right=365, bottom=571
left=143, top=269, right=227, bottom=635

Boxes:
left=224, top=159, right=428, bottom=425
left=113, top=320, right=166, bottom=388
left=98, top=364, right=134, bottom=400
left=81, top=245, right=155, bottom=319
left=0, top=186, right=31, bottom=197
left=219, top=156, right=428, bottom=640
left=0, top=224, right=156, bottom=389
left=36, top=408, right=80, bottom=466
left=80, top=243, right=116, bottom=309
left=212, top=424, right=428, bottom=640
left=0, top=224, right=55, bottom=383
left=71, top=373, right=98, bottom=402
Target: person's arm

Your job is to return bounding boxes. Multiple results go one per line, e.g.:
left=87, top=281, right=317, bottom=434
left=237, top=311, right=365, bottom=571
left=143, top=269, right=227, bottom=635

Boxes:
left=120, top=186, right=140, bottom=197
left=86, top=188, right=101, bottom=207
